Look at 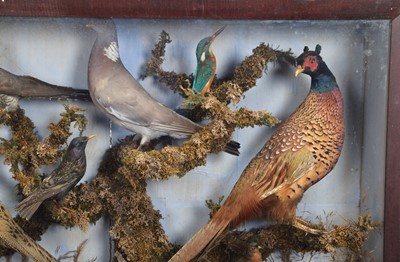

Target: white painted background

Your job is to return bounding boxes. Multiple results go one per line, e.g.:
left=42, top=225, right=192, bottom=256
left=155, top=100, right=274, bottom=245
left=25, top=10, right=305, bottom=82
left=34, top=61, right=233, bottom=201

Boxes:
left=0, top=18, right=389, bottom=261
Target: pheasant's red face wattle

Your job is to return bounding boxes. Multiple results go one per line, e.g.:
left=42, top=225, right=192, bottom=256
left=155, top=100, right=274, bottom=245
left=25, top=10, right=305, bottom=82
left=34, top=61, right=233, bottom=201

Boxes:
left=303, top=55, right=318, bottom=72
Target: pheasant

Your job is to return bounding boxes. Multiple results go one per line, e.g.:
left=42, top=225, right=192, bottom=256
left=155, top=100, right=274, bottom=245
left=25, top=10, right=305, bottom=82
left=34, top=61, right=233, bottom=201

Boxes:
left=169, top=44, right=345, bottom=261
left=0, top=201, right=56, bottom=261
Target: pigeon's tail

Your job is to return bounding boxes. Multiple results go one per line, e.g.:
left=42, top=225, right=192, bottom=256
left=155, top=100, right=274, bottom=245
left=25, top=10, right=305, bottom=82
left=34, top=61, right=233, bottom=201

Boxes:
left=224, top=140, right=240, bottom=156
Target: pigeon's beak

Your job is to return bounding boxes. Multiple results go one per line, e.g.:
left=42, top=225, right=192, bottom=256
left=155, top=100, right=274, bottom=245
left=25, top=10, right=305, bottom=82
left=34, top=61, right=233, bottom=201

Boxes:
left=295, top=65, right=304, bottom=77
left=86, top=134, right=96, bottom=140
left=210, top=25, right=226, bottom=42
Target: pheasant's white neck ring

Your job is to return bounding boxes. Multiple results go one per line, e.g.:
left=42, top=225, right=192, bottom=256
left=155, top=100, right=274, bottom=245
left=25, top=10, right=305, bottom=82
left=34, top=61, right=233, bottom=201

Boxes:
left=104, top=41, right=120, bottom=62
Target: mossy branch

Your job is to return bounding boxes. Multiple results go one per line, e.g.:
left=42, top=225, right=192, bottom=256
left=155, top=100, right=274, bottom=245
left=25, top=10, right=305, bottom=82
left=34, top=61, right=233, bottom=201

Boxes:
left=134, top=32, right=284, bottom=178
left=0, top=104, right=89, bottom=257
left=118, top=94, right=279, bottom=181
left=0, top=105, right=88, bottom=196
left=143, top=31, right=295, bottom=107
left=141, top=30, right=171, bottom=79
left=36, top=104, right=88, bottom=166
left=185, top=214, right=379, bottom=261
left=57, top=143, right=173, bottom=261
left=141, top=30, right=192, bottom=97
left=0, top=108, right=39, bottom=179
left=212, top=43, right=295, bottom=105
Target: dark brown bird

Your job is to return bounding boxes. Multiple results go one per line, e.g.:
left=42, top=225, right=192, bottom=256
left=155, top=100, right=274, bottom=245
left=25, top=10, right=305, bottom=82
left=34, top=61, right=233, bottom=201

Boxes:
left=16, top=135, right=95, bottom=220
left=86, top=19, right=239, bottom=155
left=0, top=201, right=56, bottom=261
left=0, top=67, right=91, bottom=112
left=169, top=44, right=345, bottom=261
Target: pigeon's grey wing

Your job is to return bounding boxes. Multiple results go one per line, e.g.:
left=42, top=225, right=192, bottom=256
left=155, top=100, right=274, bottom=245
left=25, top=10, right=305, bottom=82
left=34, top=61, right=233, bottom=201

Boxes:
left=97, top=70, right=201, bottom=135
left=147, top=108, right=201, bottom=136
left=104, top=94, right=201, bottom=136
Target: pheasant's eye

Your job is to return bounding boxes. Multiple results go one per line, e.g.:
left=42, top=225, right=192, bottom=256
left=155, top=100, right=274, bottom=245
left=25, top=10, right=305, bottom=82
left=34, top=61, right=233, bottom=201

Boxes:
left=308, top=57, right=316, bottom=63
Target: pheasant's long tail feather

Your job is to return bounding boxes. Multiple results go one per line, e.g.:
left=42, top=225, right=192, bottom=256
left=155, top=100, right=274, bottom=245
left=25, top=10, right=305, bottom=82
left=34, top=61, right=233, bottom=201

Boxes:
left=169, top=218, right=231, bottom=262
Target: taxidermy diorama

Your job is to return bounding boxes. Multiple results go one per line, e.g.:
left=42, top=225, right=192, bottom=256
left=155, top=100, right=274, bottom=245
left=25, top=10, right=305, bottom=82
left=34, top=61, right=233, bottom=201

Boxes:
left=0, top=19, right=380, bottom=261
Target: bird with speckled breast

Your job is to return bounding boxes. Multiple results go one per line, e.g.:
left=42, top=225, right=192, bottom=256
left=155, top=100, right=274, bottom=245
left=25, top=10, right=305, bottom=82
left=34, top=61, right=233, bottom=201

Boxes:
left=169, top=45, right=345, bottom=261
left=86, top=20, right=239, bottom=155
left=0, top=201, right=56, bottom=261
left=16, top=135, right=95, bottom=220
left=192, top=26, right=225, bottom=94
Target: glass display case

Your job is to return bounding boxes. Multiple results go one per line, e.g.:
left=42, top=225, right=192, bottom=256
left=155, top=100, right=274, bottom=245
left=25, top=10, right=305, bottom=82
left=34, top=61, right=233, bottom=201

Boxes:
left=0, top=1, right=398, bottom=261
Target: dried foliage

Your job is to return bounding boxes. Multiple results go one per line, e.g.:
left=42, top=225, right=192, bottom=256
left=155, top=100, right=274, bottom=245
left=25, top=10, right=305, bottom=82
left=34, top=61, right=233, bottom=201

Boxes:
left=191, top=214, right=379, bottom=261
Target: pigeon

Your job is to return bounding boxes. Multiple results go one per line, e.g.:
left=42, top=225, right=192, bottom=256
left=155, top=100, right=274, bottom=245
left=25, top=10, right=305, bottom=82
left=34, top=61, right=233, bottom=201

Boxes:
left=87, top=20, right=239, bottom=155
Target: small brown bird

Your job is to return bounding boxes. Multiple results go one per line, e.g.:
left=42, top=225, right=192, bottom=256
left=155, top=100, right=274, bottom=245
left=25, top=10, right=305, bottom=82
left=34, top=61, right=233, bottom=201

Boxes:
left=16, top=135, right=95, bottom=220
left=0, top=201, right=56, bottom=262
left=169, top=45, right=345, bottom=261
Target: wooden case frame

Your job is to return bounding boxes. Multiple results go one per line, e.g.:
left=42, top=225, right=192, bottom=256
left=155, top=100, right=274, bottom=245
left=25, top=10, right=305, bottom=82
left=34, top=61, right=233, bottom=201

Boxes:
left=0, top=1, right=399, bottom=261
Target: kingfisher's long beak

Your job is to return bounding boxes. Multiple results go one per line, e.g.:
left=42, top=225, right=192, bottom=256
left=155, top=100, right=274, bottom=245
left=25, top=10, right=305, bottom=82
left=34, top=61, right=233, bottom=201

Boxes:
left=210, top=25, right=226, bottom=41
left=295, top=65, right=304, bottom=77
left=87, top=134, right=96, bottom=140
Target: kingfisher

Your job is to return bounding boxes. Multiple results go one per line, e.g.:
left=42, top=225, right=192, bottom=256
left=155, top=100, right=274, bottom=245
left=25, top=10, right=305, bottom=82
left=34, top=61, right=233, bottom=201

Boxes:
left=192, top=26, right=226, bottom=94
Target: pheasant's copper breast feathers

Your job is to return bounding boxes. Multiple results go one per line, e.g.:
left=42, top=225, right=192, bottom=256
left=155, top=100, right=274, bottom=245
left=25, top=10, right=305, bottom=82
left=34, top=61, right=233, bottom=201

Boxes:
left=249, top=88, right=344, bottom=201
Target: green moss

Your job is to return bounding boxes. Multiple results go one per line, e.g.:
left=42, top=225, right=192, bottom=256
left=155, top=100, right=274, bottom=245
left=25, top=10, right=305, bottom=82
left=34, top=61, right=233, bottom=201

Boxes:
left=198, top=214, right=379, bottom=261
left=0, top=104, right=88, bottom=257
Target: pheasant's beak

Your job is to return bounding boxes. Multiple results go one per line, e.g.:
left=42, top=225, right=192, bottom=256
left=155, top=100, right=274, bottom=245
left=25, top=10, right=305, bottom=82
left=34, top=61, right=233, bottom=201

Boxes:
left=87, top=134, right=96, bottom=140
left=295, top=65, right=304, bottom=77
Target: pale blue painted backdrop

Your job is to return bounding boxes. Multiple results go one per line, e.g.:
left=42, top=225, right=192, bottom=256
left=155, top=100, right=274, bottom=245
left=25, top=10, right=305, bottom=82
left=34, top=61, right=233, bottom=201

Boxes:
left=0, top=18, right=389, bottom=261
